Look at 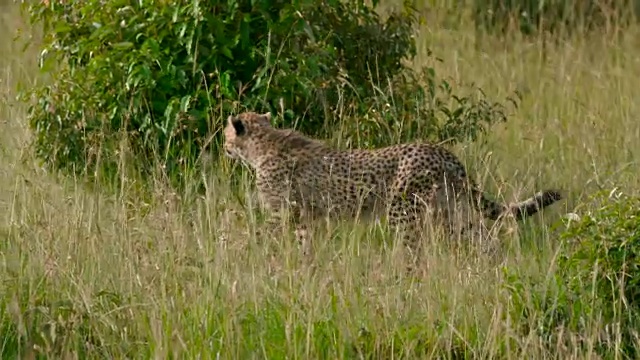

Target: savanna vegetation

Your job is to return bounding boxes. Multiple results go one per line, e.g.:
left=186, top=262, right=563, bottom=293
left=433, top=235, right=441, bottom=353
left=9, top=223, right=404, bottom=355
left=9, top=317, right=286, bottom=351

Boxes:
left=1, top=0, right=639, bottom=358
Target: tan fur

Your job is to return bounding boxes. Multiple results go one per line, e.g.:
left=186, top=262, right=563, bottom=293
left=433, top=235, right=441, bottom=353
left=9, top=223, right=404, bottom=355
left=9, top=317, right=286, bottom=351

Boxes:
left=224, top=111, right=562, bottom=253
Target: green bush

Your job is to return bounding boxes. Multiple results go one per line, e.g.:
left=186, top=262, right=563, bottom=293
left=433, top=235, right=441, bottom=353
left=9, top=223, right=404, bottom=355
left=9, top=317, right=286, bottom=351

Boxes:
left=558, top=189, right=640, bottom=319
left=22, top=0, right=509, bottom=190
left=503, top=189, right=640, bottom=358
left=473, top=0, right=640, bottom=36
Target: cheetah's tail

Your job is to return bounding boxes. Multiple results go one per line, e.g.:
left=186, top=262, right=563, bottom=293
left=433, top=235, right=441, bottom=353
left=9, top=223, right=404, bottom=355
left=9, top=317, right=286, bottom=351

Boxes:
left=472, top=188, right=563, bottom=221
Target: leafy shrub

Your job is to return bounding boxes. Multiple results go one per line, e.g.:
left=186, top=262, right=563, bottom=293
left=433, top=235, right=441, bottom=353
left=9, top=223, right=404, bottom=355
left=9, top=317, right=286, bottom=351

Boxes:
left=503, top=189, right=640, bottom=358
left=558, top=189, right=640, bottom=319
left=333, top=65, right=513, bottom=149
left=22, top=0, right=510, bottom=190
left=473, top=0, right=640, bottom=36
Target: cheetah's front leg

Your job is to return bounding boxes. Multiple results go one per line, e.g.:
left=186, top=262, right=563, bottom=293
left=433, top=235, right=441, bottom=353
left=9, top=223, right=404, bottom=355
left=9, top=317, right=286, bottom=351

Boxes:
left=288, top=202, right=316, bottom=257
left=256, top=201, right=313, bottom=256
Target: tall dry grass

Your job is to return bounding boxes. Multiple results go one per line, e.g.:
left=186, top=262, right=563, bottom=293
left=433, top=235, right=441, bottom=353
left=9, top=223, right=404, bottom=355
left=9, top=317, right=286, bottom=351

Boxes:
left=1, top=1, right=639, bottom=358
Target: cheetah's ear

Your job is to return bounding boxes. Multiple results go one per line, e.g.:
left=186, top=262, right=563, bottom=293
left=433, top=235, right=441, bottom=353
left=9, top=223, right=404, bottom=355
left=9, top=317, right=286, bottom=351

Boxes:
left=262, top=112, right=271, bottom=121
left=231, top=117, right=245, bottom=136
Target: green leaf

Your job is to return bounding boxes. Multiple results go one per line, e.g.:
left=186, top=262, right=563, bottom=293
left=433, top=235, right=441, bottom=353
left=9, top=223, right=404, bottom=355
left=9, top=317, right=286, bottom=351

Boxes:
left=221, top=46, right=233, bottom=60
left=180, top=95, right=192, bottom=113
left=112, top=41, right=134, bottom=49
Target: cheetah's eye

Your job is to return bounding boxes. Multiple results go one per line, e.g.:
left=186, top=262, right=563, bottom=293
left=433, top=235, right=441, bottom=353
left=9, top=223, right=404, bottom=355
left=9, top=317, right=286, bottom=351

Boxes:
left=232, top=118, right=245, bottom=136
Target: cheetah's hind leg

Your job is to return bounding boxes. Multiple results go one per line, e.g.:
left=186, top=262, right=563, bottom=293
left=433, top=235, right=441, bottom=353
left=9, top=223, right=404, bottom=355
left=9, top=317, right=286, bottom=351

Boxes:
left=433, top=181, right=478, bottom=242
left=387, top=185, right=439, bottom=273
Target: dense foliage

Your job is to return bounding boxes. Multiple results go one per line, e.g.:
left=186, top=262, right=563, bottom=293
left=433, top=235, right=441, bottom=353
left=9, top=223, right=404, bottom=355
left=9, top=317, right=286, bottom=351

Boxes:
left=23, top=0, right=509, bottom=189
left=505, top=189, right=640, bottom=358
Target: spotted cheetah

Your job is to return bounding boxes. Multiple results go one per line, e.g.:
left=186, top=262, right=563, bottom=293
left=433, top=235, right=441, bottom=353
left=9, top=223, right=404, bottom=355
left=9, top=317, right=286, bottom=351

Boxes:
left=223, top=111, right=562, bottom=253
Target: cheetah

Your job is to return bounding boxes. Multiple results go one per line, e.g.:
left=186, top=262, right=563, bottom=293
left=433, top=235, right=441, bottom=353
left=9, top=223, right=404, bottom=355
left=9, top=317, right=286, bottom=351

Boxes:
left=223, top=111, right=562, bottom=255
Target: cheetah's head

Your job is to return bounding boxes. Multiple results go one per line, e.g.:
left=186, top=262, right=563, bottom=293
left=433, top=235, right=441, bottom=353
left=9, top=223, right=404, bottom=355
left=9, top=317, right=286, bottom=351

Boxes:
left=223, top=111, right=272, bottom=165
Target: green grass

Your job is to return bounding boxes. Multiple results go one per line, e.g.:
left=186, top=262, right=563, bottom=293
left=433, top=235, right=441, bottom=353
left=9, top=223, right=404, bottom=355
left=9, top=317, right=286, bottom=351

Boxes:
left=2, top=1, right=639, bottom=359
